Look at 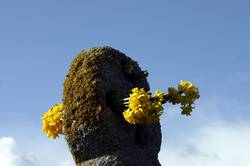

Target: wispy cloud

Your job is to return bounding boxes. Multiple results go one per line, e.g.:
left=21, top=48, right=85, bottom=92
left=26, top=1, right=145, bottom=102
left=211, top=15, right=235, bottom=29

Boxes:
left=0, top=137, right=36, bottom=166
left=159, top=85, right=250, bottom=166
left=0, top=137, right=75, bottom=166
left=159, top=121, right=250, bottom=166
left=59, top=160, right=74, bottom=166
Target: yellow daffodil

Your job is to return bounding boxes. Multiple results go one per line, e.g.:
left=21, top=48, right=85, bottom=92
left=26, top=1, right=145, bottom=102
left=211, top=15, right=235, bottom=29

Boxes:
left=42, top=103, right=63, bottom=139
left=168, top=87, right=181, bottom=104
left=154, top=90, right=164, bottom=103
left=167, top=81, right=200, bottom=116
left=122, top=88, right=164, bottom=125
left=178, top=80, right=193, bottom=92
left=178, top=80, right=200, bottom=103
left=180, top=105, right=193, bottom=116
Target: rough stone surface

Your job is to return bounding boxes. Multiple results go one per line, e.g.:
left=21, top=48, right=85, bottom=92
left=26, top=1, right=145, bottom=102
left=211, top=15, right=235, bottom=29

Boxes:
left=63, top=46, right=162, bottom=166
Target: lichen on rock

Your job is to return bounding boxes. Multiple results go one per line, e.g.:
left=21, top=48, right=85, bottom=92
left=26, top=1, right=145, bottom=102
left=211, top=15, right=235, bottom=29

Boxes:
left=63, top=46, right=161, bottom=166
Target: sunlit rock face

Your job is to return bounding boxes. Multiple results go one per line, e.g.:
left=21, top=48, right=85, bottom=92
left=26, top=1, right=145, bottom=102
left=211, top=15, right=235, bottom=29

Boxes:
left=63, top=46, right=161, bottom=166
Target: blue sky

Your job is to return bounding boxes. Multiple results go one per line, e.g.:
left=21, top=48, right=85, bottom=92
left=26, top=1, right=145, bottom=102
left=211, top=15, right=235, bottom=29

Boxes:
left=0, top=0, right=250, bottom=166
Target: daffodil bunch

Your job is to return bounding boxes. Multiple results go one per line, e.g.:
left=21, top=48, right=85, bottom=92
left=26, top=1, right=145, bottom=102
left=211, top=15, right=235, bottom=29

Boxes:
left=122, top=88, right=164, bottom=124
left=168, top=80, right=200, bottom=116
left=122, top=80, right=200, bottom=124
left=42, top=103, right=63, bottom=139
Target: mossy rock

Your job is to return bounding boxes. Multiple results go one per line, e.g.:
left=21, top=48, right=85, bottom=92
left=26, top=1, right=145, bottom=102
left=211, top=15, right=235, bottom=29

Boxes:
left=63, top=46, right=161, bottom=166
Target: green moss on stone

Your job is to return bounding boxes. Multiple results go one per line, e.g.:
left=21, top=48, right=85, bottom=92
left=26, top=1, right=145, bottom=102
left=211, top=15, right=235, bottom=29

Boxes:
left=62, top=46, right=150, bottom=162
left=63, top=47, right=110, bottom=143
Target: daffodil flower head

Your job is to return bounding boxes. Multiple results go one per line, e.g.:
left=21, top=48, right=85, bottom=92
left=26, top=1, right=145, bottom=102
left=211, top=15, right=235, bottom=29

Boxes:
left=180, top=105, right=193, bottom=116
left=154, top=90, right=164, bottom=103
left=178, top=80, right=200, bottom=104
left=178, top=80, right=193, bottom=92
left=168, top=87, right=181, bottom=104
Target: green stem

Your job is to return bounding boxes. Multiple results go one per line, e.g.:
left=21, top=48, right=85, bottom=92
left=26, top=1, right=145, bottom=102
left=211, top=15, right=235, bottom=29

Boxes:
left=112, top=90, right=184, bottom=108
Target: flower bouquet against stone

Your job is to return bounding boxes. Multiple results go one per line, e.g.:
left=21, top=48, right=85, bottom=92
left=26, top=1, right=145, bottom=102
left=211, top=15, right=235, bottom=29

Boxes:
left=122, top=80, right=199, bottom=125
left=41, top=46, right=200, bottom=166
left=42, top=80, right=199, bottom=138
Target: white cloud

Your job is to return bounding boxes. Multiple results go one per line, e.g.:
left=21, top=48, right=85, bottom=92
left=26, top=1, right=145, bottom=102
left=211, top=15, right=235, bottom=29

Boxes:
left=0, top=137, right=36, bottom=166
left=23, top=136, right=75, bottom=166
left=59, top=160, right=74, bottom=166
left=196, top=95, right=250, bottom=121
left=0, top=137, right=74, bottom=166
left=159, top=123, right=250, bottom=166
left=159, top=93, right=250, bottom=166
